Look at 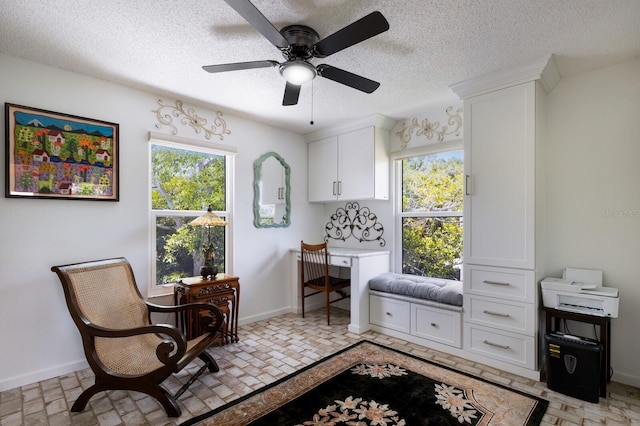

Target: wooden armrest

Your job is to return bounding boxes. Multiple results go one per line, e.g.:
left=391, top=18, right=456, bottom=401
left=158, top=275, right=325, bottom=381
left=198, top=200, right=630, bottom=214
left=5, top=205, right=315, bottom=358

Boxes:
left=85, top=323, right=187, bottom=365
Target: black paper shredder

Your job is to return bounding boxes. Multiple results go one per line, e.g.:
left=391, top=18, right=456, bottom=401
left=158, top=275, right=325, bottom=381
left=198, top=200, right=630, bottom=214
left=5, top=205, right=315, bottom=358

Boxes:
left=545, top=332, right=603, bottom=403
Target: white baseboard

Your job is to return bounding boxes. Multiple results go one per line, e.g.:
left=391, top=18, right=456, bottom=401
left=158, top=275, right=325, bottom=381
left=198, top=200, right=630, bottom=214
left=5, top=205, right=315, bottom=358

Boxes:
left=238, top=307, right=292, bottom=326
left=611, top=371, right=640, bottom=388
left=286, top=300, right=326, bottom=316
left=0, top=359, right=89, bottom=392
left=240, top=300, right=341, bottom=325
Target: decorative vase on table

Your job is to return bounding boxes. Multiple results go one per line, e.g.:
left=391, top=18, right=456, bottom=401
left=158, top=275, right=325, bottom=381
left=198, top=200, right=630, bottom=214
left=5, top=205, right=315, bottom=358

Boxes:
left=200, top=246, right=218, bottom=280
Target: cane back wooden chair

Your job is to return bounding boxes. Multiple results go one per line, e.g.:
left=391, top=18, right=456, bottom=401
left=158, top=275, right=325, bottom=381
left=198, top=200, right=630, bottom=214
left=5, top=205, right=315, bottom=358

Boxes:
left=300, top=241, right=350, bottom=325
left=51, top=257, right=224, bottom=417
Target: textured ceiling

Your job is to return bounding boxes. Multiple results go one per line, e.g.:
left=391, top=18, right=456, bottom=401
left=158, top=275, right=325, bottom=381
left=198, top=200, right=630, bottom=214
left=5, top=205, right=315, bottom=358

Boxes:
left=1, top=0, right=639, bottom=134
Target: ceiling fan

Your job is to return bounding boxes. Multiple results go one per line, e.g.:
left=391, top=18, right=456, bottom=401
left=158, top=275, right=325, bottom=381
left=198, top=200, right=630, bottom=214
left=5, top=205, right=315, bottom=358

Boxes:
left=203, top=0, right=390, bottom=106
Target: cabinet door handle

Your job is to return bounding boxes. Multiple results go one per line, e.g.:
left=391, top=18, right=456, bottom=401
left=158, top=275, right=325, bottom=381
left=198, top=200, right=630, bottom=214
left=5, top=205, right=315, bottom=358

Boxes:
left=483, top=340, right=510, bottom=350
left=430, top=322, right=438, bottom=328
left=333, top=181, right=337, bottom=196
left=465, top=175, right=471, bottom=195
left=483, top=280, right=510, bottom=286
left=338, top=180, right=342, bottom=195
left=386, top=312, right=393, bottom=316
left=483, top=310, right=510, bottom=318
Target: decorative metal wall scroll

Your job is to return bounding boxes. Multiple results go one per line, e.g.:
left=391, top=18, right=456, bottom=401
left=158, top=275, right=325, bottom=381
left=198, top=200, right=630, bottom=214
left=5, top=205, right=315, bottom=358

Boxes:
left=325, top=202, right=386, bottom=247
left=395, top=106, right=462, bottom=149
left=152, top=99, right=231, bottom=140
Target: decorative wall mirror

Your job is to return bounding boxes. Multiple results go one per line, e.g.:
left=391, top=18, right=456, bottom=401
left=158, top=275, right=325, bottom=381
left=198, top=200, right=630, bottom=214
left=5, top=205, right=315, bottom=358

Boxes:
left=253, top=151, right=291, bottom=228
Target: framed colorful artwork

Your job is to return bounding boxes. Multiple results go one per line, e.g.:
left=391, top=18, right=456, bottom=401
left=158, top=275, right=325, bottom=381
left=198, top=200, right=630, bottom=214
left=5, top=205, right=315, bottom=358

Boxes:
left=5, top=103, right=119, bottom=201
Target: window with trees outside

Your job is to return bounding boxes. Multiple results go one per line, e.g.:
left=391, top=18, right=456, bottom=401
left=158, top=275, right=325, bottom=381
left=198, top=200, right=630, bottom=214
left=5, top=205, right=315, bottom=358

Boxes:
left=397, top=146, right=463, bottom=280
left=149, top=139, right=233, bottom=297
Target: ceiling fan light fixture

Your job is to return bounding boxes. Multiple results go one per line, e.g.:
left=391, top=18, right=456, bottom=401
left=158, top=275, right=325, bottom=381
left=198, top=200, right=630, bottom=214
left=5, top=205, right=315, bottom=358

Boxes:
left=280, top=60, right=316, bottom=85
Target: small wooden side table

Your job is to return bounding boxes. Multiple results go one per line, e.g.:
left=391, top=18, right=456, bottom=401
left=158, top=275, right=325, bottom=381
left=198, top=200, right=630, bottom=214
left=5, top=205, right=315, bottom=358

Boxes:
left=174, top=274, right=240, bottom=345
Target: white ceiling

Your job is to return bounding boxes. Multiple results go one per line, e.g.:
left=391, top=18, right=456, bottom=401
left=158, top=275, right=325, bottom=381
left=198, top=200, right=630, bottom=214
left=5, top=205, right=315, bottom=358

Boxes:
left=1, top=0, right=639, bottom=134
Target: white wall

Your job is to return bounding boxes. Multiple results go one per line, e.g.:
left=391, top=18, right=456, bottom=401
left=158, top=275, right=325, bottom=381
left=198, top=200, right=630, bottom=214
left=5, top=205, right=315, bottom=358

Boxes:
left=546, top=59, right=640, bottom=386
left=0, top=53, right=324, bottom=391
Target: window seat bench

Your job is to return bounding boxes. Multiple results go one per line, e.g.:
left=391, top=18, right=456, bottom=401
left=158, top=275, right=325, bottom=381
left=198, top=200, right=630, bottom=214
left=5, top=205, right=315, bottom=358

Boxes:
left=368, top=272, right=463, bottom=349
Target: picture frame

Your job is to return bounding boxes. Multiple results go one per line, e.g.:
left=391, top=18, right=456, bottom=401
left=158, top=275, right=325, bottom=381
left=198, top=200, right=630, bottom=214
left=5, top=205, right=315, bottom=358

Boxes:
left=5, top=103, right=119, bottom=201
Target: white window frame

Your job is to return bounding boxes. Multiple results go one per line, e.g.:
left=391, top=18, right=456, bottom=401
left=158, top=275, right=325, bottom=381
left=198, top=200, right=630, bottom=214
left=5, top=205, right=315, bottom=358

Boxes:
left=392, top=139, right=463, bottom=275
left=147, top=132, right=236, bottom=298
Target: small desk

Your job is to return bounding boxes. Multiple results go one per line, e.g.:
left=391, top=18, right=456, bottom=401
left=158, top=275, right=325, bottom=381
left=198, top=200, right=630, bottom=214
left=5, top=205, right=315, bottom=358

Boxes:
left=290, top=247, right=390, bottom=334
left=174, top=274, right=240, bottom=345
left=543, top=307, right=611, bottom=398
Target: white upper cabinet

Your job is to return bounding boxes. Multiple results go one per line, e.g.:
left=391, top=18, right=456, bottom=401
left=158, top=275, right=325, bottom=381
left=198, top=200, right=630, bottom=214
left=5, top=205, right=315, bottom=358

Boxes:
left=308, top=136, right=339, bottom=202
left=306, top=115, right=393, bottom=203
left=339, top=127, right=377, bottom=200
left=451, top=55, right=560, bottom=270
left=463, top=82, right=536, bottom=269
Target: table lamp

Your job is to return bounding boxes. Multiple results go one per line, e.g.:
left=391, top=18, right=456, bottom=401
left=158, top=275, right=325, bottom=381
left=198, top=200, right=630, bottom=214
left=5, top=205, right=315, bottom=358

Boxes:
left=189, top=205, right=228, bottom=280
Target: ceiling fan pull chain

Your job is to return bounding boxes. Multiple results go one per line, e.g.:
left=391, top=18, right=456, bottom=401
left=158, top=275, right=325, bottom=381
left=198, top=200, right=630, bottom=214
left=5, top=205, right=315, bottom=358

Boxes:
left=310, top=81, right=315, bottom=126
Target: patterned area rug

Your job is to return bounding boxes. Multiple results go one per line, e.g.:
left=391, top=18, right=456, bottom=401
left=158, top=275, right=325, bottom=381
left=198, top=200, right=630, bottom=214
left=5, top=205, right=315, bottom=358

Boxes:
left=181, top=340, right=547, bottom=426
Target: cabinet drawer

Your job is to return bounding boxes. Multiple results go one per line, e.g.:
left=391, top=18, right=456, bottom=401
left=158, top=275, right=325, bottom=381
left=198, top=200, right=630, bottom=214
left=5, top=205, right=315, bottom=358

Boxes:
left=464, top=324, right=536, bottom=370
left=370, top=295, right=410, bottom=333
left=412, top=304, right=461, bottom=348
left=330, top=255, right=351, bottom=267
left=465, top=266, right=534, bottom=302
left=295, top=253, right=352, bottom=268
left=464, top=295, right=535, bottom=335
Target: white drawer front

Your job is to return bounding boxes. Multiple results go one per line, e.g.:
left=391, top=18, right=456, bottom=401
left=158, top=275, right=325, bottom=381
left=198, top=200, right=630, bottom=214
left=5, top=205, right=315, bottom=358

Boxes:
left=464, top=324, right=536, bottom=370
left=295, top=253, right=352, bottom=268
left=412, top=304, right=461, bottom=348
left=464, top=295, right=535, bottom=335
left=465, top=266, right=534, bottom=302
left=330, top=255, right=351, bottom=267
left=370, top=295, right=410, bottom=333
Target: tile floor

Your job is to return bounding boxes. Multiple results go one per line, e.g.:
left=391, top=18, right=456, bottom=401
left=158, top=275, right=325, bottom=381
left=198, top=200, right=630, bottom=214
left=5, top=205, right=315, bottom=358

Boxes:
left=1, top=308, right=639, bottom=426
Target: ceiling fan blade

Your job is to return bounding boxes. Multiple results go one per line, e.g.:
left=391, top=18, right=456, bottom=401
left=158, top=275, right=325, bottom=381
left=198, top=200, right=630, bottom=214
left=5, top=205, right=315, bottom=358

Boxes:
left=223, top=0, right=289, bottom=49
left=202, top=60, right=278, bottom=73
left=317, top=65, right=380, bottom=93
left=282, top=82, right=301, bottom=106
left=313, top=11, right=389, bottom=58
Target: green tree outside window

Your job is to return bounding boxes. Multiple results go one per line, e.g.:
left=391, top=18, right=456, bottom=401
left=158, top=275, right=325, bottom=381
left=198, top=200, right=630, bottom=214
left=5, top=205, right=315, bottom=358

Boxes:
left=401, top=151, right=463, bottom=280
left=151, top=144, right=227, bottom=285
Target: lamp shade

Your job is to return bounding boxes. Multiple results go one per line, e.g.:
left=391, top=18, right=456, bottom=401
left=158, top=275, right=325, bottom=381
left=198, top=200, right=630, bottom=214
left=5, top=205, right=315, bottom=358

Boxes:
left=189, top=206, right=228, bottom=227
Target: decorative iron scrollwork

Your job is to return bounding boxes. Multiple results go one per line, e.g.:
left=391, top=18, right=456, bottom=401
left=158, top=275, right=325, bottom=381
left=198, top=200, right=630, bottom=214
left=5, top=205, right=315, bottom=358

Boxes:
left=152, top=99, right=231, bottom=140
left=396, top=106, right=462, bottom=149
left=325, top=202, right=386, bottom=247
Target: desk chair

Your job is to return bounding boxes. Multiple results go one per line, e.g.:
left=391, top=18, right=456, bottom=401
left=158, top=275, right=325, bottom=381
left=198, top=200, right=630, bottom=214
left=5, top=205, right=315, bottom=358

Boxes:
left=51, top=257, right=224, bottom=417
left=300, top=241, right=350, bottom=325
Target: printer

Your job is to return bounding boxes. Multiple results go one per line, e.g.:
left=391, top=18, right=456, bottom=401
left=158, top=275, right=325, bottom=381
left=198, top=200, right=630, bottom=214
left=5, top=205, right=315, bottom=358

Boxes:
left=541, top=268, right=619, bottom=317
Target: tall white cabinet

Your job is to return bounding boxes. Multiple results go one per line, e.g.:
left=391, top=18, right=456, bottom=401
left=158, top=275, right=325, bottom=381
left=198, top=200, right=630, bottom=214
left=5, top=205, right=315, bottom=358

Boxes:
left=450, top=56, right=560, bottom=379
left=306, top=114, right=394, bottom=203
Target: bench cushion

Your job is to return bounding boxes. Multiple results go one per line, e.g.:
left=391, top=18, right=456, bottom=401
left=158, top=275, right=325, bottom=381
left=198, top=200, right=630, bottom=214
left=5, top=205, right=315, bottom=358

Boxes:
left=369, top=272, right=463, bottom=306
